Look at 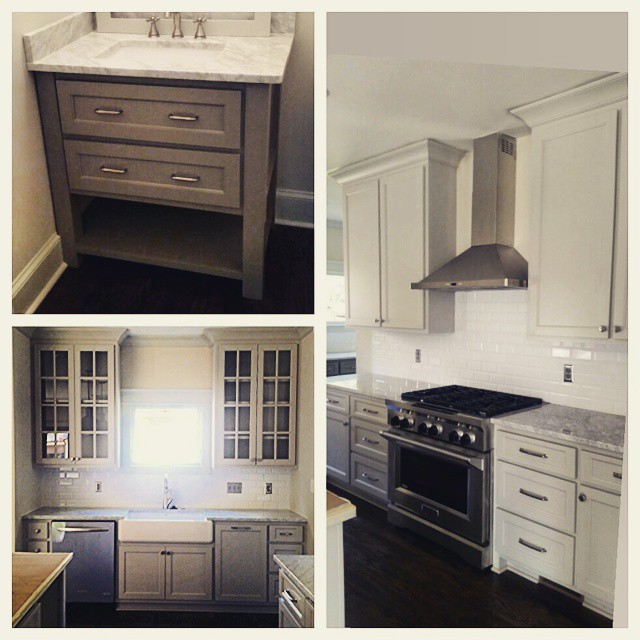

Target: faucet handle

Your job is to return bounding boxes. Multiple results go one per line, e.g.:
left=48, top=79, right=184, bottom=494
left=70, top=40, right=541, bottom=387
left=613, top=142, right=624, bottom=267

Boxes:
left=146, top=16, right=161, bottom=38
left=194, top=17, right=208, bottom=39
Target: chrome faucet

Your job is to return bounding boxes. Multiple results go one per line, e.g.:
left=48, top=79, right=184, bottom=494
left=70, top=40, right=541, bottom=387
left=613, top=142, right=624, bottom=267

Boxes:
left=165, top=12, right=184, bottom=38
left=162, top=474, right=174, bottom=509
left=194, top=17, right=208, bottom=39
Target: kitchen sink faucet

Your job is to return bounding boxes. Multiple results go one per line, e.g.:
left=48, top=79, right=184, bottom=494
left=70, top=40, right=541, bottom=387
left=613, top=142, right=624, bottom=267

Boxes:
left=162, top=474, right=174, bottom=509
left=165, top=12, right=184, bottom=38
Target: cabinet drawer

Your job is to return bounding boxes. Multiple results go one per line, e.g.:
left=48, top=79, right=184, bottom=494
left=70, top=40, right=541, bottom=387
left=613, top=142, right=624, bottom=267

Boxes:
left=350, top=397, right=387, bottom=424
left=279, top=571, right=308, bottom=624
left=65, top=139, right=241, bottom=209
left=57, top=80, right=242, bottom=150
left=350, top=453, right=388, bottom=502
left=26, top=521, right=49, bottom=541
left=350, top=418, right=387, bottom=463
left=580, top=450, right=623, bottom=494
left=326, top=390, right=348, bottom=414
left=27, top=541, right=50, bottom=554
left=496, top=430, right=577, bottom=478
left=269, top=525, right=304, bottom=544
left=494, top=509, right=575, bottom=586
left=495, top=461, right=576, bottom=533
left=268, top=543, right=304, bottom=572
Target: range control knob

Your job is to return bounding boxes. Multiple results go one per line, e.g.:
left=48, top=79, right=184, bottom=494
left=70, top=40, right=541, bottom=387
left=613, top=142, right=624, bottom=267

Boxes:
left=399, top=416, right=414, bottom=429
left=427, top=423, right=442, bottom=437
left=390, top=415, right=401, bottom=427
left=417, top=422, right=429, bottom=434
left=448, top=429, right=463, bottom=444
left=460, top=432, right=476, bottom=447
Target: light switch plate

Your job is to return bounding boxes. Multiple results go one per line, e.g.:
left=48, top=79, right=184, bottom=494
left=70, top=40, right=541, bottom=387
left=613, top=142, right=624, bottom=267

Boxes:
left=227, top=482, right=242, bottom=494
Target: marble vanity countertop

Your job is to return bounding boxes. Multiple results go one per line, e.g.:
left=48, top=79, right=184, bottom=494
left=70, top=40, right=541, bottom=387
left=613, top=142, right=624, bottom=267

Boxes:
left=274, top=554, right=314, bottom=601
left=492, top=404, right=626, bottom=454
left=24, top=30, right=294, bottom=84
left=327, top=372, right=441, bottom=403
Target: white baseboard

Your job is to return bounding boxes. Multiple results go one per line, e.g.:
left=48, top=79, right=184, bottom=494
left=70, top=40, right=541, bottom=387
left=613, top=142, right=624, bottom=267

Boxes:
left=12, top=234, right=67, bottom=314
left=275, top=188, right=314, bottom=228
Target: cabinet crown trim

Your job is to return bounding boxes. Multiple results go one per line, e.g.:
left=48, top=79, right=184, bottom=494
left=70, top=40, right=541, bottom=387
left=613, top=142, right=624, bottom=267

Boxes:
left=329, top=139, right=466, bottom=185
left=32, top=327, right=128, bottom=344
left=510, top=72, right=628, bottom=128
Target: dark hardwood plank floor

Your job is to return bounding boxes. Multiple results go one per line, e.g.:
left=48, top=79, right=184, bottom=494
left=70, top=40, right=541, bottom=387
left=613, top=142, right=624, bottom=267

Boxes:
left=35, top=222, right=313, bottom=314
left=66, top=603, right=277, bottom=628
left=329, top=485, right=611, bottom=628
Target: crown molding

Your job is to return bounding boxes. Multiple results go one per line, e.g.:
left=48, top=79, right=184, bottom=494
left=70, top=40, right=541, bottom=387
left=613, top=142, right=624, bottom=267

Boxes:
left=204, top=327, right=312, bottom=344
left=31, top=327, right=128, bottom=344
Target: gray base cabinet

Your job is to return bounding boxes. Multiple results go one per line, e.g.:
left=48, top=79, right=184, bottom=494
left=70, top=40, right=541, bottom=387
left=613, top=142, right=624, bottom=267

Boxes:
left=327, top=413, right=350, bottom=483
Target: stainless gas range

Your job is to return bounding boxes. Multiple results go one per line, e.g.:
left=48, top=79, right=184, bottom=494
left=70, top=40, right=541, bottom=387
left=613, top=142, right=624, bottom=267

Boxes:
left=382, top=385, right=542, bottom=569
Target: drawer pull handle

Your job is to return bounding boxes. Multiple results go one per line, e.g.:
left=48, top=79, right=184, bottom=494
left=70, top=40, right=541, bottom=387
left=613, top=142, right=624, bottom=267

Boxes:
left=327, top=399, right=340, bottom=405
left=518, top=447, right=548, bottom=459
left=34, top=528, right=41, bottom=534
left=342, top=421, right=349, bottom=427
left=281, top=590, right=303, bottom=618
left=171, top=173, right=200, bottom=183
left=34, top=548, right=41, bottom=553
left=279, top=532, right=294, bottom=537
left=613, top=471, right=622, bottom=480
left=363, top=408, right=379, bottom=415
left=362, top=437, right=380, bottom=445
left=230, top=526, right=252, bottom=531
left=597, top=325, right=608, bottom=333
left=518, top=538, right=547, bottom=554
left=361, top=472, right=379, bottom=482
left=94, top=108, right=123, bottom=116
left=100, top=166, right=127, bottom=175
left=519, top=488, right=548, bottom=502
left=169, top=113, right=199, bottom=122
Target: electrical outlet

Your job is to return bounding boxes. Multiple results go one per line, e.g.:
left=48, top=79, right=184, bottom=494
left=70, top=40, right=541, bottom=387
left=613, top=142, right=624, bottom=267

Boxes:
left=265, top=482, right=273, bottom=495
left=227, top=482, right=242, bottom=494
left=415, top=348, right=421, bottom=363
left=563, top=364, right=573, bottom=383
left=95, top=481, right=102, bottom=492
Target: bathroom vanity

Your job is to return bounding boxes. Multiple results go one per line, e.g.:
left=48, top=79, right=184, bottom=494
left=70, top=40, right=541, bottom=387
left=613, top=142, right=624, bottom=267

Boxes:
left=23, top=13, right=297, bottom=299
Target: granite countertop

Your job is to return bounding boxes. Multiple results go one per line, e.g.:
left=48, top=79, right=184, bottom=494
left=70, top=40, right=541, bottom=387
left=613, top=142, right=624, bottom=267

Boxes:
left=492, top=404, right=625, bottom=454
left=327, top=372, right=440, bottom=403
left=24, top=17, right=293, bottom=84
left=326, top=352, right=356, bottom=360
left=23, top=507, right=306, bottom=523
left=274, top=555, right=314, bottom=601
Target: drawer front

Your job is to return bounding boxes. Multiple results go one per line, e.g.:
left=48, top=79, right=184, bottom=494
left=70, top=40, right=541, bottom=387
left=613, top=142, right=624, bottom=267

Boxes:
left=269, top=525, right=304, bottom=544
left=27, top=521, right=49, bottom=541
left=350, top=453, right=388, bottom=501
left=495, top=461, right=577, bottom=533
left=57, top=80, right=242, bottom=150
left=268, top=543, right=304, bottom=573
left=350, top=397, right=387, bottom=424
left=326, top=390, right=348, bottom=414
left=580, top=450, right=623, bottom=494
left=495, top=509, right=575, bottom=586
left=279, top=571, right=308, bottom=623
left=496, top=430, right=577, bottom=478
left=350, top=417, right=388, bottom=463
left=27, top=541, right=50, bottom=554
left=65, top=140, right=241, bottom=209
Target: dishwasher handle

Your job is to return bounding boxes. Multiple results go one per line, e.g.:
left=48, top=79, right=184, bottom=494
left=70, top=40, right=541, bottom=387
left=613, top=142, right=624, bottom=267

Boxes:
left=56, top=527, right=111, bottom=533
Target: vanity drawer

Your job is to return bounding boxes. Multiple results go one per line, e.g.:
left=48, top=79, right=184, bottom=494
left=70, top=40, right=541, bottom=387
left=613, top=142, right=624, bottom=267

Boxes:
left=269, top=525, right=304, bottom=543
left=27, top=541, right=50, bottom=554
left=57, top=80, right=242, bottom=150
left=350, top=397, right=386, bottom=424
left=26, top=521, right=49, bottom=541
left=350, top=453, right=388, bottom=502
left=580, top=450, right=623, bottom=494
left=65, top=140, right=241, bottom=209
left=350, top=417, right=387, bottom=463
left=268, top=543, right=304, bottom=572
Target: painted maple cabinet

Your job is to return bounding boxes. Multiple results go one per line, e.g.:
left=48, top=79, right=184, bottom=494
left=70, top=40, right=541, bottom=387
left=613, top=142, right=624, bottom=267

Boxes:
left=512, top=73, right=627, bottom=340
left=331, top=140, right=464, bottom=331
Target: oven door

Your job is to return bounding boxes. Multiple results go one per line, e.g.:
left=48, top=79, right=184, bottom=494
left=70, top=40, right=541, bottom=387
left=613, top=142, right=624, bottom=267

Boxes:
left=383, top=430, right=490, bottom=545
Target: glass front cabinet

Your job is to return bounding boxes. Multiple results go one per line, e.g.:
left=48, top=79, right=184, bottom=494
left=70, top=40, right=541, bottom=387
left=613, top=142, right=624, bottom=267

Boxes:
left=216, top=343, right=298, bottom=466
left=34, top=339, right=118, bottom=467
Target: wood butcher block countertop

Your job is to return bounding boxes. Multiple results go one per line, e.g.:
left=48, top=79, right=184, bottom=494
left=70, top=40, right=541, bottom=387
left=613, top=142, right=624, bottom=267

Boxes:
left=12, top=552, right=73, bottom=626
left=327, top=491, right=357, bottom=527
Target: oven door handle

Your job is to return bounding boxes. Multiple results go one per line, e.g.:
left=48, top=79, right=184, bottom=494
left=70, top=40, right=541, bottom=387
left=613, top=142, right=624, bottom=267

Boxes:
left=380, top=430, right=485, bottom=471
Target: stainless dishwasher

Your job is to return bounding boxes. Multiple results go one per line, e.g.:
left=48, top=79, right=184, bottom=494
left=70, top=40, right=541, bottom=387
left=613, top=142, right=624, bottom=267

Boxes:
left=51, top=521, right=115, bottom=603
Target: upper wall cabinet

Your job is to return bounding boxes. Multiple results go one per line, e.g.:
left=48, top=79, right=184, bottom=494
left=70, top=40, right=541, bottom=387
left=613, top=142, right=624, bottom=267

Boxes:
left=331, top=140, right=464, bottom=331
left=32, top=329, right=126, bottom=467
left=512, top=73, right=628, bottom=341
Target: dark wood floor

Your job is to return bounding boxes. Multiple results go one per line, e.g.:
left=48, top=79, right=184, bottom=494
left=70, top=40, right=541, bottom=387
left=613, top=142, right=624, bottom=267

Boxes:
left=35, top=223, right=313, bottom=314
left=329, top=485, right=611, bottom=628
left=66, top=603, right=277, bottom=628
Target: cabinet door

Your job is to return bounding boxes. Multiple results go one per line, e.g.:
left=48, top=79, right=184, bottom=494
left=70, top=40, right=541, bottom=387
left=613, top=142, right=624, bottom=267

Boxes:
left=118, top=544, right=166, bottom=600
left=215, top=524, right=267, bottom=602
left=343, top=179, right=381, bottom=327
left=379, top=165, right=426, bottom=329
left=327, top=413, right=350, bottom=483
left=165, top=545, right=213, bottom=601
left=257, top=345, right=298, bottom=466
left=529, top=108, right=618, bottom=339
left=216, top=345, right=258, bottom=465
left=75, top=346, right=116, bottom=465
left=34, top=346, right=75, bottom=465
left=575, top=487, right=620, bottom=606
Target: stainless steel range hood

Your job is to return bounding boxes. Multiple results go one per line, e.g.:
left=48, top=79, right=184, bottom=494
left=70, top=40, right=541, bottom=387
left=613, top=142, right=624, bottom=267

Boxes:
left=412, top=133, right=527, bottom=291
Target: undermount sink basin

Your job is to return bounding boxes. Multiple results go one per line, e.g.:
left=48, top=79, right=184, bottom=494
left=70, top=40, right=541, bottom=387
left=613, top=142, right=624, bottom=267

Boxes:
left=95, top=40, right=226, bottom=70
left=119, top=510, right=212, bottom=543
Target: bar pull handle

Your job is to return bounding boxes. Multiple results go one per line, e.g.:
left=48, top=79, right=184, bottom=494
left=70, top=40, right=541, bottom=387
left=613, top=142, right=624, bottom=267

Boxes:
left=100, top=166, right=127, bottom=175
left=362, top=437, right=380, bottom=445
left=327, top=399, right=340, bottom=405
left=94, top=108, right=123, bottom=116
left=57, top=527, right=111, bottom=533
left=362, top=408, right=379, bottom=415
left=361, top=472, right=379, bottom=482
left=281, top=590, right=303, bottom=618
left=169, top=113, right=199, bottom=122
left=613, top=471, right=622, bottom=480
left=519, top=488, right=548, bottom=502
left=171, top=173, right=200, bottom=183
left=518, top=538, right=547, bottom=553
left=230, top=526, right=251, bottom=531
left=279, top=532, right=294, bottom=537
left=518, top=447, right=548, bottom=459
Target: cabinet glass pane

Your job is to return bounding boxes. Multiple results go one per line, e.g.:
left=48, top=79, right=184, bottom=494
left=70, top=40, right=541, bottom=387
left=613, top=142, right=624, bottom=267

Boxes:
left=224, top=351, right=237, bottom=377
left=56, top=380, right=69, bottom=403
left=41, top=380, right=54, bottom=404
left=238, top=407, right=250, bottom=432
left=80, top=380, right=94, bottom=403
left=262, top=435, right=274, bottom=460
left=239, top=351, right=252, bottom=377
left=56, top=406, right=69, bottom=431
left=42, top=433, right=69, bottom=459
left=96, top=380, right=108, bottom=403
left=42, top=406, right=55, bottom=430
left=239, top=380, right=251, bottom=404
left=276, top=407, right=290, bottom=432
left=276, top=438, right=289, bottom=460
left=263, top=380, right=275, bottom=403
left=81, top=434, right=94, bottom=458
left=278, top=351, right=291, bottom=377
left=40, top=351, right=54, bottom=377
left=81, top=407, right=94, bottom=431
left=80, top=351, right=94, bottom=377
left=224, top=437, right=235, bottom=459
left=55, top=351, right=69, bottom=377
left=96, top=434, right=108, bottom=458
left=277, top=381, right=290, bottom=403
left=96, top=407, right=108, bottom=431
left=224, top=381, right=236, bottom=403
left=263, top=407, right=275, bottom=432
left=263, top=351, right=276, bottom=377
left=237, top=436, right=250, bottom=459
left=95, top=351, right=108, bottom=377
left=224, top=407, right=236, bottom=431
